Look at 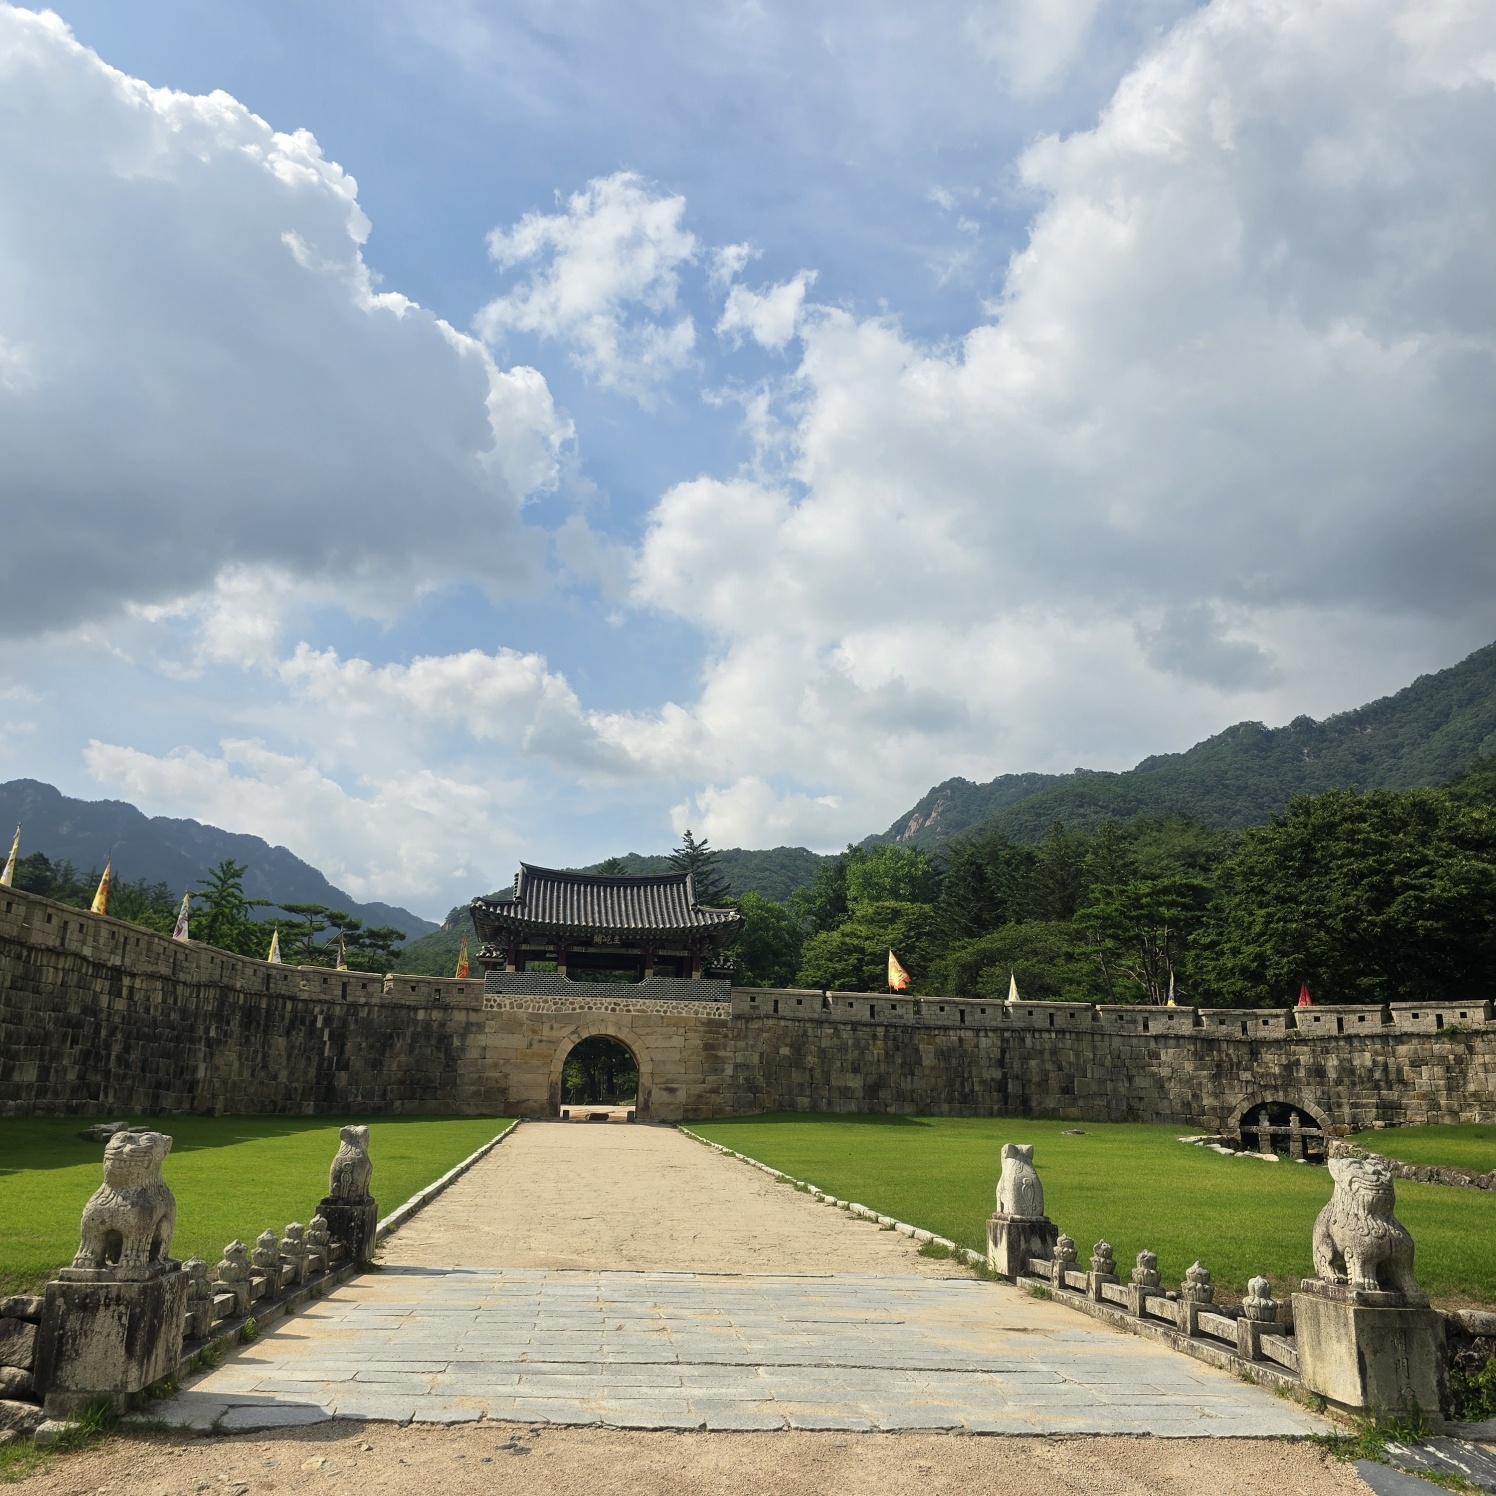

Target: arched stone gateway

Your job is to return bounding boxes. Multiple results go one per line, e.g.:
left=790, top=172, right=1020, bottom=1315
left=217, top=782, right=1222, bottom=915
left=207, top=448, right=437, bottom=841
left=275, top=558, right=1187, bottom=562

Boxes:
left=547, top=1021, right=656, bottom=1118
left=1226, top=1096, right=1334, bottom=1160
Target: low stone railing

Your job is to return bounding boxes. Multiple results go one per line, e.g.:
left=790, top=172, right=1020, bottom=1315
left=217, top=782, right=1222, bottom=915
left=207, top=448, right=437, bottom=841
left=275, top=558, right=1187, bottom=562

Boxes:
left=0, top=1124, right=380, bottom=1443
left=987, top=1144, right=1448, bottom=1424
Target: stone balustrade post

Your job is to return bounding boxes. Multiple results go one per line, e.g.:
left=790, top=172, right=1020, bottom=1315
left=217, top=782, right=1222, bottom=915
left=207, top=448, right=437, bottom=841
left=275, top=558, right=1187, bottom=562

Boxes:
left=1125, top=1250, right=1161, bottom=1315
left=1049, top=1234, right=1077, bottom=1289
left=1236, top=1276, right=1276, bottom=1359
left=1088, top=1241, right=1118, bottom=1301
left=1180, top=1261, right=1214, bottom=1336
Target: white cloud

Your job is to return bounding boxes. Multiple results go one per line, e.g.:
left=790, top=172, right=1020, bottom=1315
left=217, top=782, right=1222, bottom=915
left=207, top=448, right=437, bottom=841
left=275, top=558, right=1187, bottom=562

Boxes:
left=623, top=0, right=1496, bottom=837
left=716, top=271, right=817, bottom=352
left=476, top=171, right=698, bottom=402
left=0, top=5, right=566, bottom=640
left=84, top=736, right=510, bottom=910
left=965, top=0, right=1109, bottom=98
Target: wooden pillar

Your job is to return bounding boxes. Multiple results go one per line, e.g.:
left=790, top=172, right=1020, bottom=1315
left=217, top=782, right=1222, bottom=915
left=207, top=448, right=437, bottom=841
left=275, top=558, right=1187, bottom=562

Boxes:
left=642, top=949, right=655, bottom=979
left=689, top=951, right=702, bottom=980
left=556, top=945, right=568, bottom=977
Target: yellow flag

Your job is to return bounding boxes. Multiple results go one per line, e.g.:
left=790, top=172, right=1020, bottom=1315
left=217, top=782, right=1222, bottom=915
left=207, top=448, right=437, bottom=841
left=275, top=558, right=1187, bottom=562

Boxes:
left=0, top=824, right=17, bottom=887
left=455, top=936, right=470, bottom=980
left=267, top=929, right=282, bottom=964
left=336, top=934, right=348, bottom=971
left=1006, top=971, right=1019, bottom=1004
left=887, top=949, right=910, bottom=992
left=90, top=859, right=112, bottom=916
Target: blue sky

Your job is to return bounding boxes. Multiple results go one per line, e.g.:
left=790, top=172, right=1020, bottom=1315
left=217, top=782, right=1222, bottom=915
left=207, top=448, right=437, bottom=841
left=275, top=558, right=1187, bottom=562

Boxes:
left=1, top=0, right=1494, bottom=917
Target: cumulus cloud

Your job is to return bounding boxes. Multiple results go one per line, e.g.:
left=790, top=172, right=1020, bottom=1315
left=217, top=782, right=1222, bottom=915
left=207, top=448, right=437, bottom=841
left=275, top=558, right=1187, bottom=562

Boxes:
left=476, top=171, right=698, bottom=402
left=716, top=270, right=817, bottom=351
left=625, top=0, right=1496, bottom=838
left=85, top=736, right=510, bottom=907
left=0, top=6, right=566, bottom=641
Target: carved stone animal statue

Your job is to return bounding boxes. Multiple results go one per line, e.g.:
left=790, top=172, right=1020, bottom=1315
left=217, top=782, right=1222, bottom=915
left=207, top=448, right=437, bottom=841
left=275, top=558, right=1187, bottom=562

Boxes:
left=1312, top=1156, right=1421, bottom=1296
left=71, top=1129, right=176, bottom=1271
left=328, top=1125, right=373, bottom=1201
left=996, top=1143, right=1046, bottom=1218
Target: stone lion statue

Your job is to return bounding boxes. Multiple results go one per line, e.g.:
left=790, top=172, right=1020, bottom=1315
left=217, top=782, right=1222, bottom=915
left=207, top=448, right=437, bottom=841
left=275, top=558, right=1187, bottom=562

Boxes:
left=72, top=1128, right=176, bottom=1271
left=996, top=1143, right=1045, bottom=1218
left=328, top=1125, right=373, bottom=1200
left=1312, top=1156, right=1421, bottom=1296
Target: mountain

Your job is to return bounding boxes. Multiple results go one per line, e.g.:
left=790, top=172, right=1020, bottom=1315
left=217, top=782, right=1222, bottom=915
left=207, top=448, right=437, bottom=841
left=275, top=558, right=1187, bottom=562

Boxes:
left=571, top=847, right=829, bottom=902
left=876, top=638, right=1496, bottom=848
left=0, top=779, right=439, bottom=938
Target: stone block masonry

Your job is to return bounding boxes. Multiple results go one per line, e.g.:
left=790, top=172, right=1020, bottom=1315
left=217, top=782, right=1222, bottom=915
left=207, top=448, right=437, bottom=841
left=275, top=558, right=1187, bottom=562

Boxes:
left=3, top=886, right=1495, bottom=1126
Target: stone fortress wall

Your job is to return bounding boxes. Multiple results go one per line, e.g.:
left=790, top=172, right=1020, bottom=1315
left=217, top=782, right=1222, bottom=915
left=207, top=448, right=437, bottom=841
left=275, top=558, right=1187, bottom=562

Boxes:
left=4, top=886, right=1494, bottom=1128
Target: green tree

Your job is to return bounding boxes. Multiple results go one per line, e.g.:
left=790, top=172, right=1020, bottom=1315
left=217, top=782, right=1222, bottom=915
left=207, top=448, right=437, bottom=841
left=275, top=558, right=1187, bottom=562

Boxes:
left=1021, top=823, right=1091, bottom=921
left=936, top=830, right=1034, bottom=942
left=1076, top=874, right=1213, bottom=1005
left=277, top=903, right=333, bottom=963
left=786, top=847, right=861, bottom=934
left=797, top=900, right=941, bottom=992
left=846, top=844, right=940, bottom=910
left=191, top=860, right=268, bottom=956
left=932, top=920, right=1092, bottom=1001
left=596, top=856, right=629, bottom=876
left=107, top=877, right=177, bottom=934
left=668, top=829, right=731, bottom=906
left=1195, top=787, right=1496, bottom=1005
left=726, top=892, right=804, bottom=987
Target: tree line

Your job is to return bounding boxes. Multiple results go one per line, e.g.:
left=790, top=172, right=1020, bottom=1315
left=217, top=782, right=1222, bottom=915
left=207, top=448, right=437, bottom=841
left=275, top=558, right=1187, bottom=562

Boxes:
left=9, top=854, right=405, bottom=972
left=720, top=757, right=1496, bottom=1007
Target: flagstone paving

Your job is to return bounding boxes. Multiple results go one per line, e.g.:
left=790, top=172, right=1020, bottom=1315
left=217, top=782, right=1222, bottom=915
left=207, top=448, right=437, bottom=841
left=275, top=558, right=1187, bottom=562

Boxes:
left=167, top=1122, right=1329, bottom=1439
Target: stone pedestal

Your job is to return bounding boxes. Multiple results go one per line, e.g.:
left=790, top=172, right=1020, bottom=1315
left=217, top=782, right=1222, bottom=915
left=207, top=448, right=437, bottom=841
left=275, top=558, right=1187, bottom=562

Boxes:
left=986, top=1214, right=1058, bottom=1279
left=33, top=1262, right=187, bottom=1416
left=1293, top=1283, right=1446, bottom=1426
left=317, top=1196, right=378, bottom=1266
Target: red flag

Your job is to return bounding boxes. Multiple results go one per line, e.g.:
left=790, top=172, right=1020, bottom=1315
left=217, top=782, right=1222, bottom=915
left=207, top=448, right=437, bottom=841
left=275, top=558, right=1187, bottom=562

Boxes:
left=1297, top=982, right=1312, bottom=1007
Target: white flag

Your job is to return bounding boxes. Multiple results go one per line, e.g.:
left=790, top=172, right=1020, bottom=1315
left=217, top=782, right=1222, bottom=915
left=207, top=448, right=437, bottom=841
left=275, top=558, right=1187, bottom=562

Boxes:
left=172, top=893, right=191, bottom=943
left=1006, top=970, right=1019, bottom=1004
left=0, top=824, right=17, bottom=887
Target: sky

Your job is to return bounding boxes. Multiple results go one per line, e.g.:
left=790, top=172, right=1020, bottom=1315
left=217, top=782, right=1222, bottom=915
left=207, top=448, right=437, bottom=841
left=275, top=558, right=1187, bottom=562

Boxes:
left=0, top=0, right=1493, bottom=920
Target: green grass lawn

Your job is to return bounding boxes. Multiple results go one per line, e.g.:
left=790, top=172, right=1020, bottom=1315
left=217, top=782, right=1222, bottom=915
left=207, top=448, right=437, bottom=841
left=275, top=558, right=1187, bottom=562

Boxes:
left=686, top=1113, right=1496, bottom=1307
left=1354, top=1124, right=1496, bottom=1175
left=0, top=1115, right=511, bottom=1298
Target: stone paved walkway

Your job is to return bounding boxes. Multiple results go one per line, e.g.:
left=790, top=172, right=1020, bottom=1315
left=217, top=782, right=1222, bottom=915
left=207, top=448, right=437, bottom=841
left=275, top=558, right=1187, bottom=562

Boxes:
left=166, top=1123, right=1331, bottom=1439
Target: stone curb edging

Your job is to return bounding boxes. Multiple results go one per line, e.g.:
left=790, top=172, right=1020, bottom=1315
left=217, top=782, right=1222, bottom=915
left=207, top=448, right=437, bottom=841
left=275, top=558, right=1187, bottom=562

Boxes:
left=164, top=1122, right=522, bottom=1400
left=375, top=1119, right=520, bottom=1243
left=674, top=1125, right=988, bottom=1269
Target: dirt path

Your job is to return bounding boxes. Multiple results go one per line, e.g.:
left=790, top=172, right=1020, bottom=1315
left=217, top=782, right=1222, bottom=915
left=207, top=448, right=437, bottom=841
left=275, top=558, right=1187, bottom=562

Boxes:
left=378, top=1121, right=965, bottom=1275
left=24, top=1421, right=1374, bottom=1496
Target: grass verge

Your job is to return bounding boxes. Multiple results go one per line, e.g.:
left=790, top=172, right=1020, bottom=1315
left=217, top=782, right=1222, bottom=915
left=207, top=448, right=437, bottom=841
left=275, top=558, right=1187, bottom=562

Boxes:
left=1353, top=1124, right=1496, bottom=1176
left=0, top=1115, right=511, bottom=1297
left=685, top=1113, right=1496, bottom=1304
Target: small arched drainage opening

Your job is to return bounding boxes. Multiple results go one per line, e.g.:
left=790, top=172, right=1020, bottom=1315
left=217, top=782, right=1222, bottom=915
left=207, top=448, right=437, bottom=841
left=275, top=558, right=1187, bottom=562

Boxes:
left=1235, top=1100, right=1328, bottom=1162
left=558, top=1035, right=639, bottom=1123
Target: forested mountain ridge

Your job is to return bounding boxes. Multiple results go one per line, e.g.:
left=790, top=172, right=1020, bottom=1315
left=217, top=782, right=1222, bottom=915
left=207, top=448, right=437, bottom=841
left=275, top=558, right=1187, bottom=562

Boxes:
left=876, top=639, right=1496, bottom=848
left=0, top=779, right=438, bottom=938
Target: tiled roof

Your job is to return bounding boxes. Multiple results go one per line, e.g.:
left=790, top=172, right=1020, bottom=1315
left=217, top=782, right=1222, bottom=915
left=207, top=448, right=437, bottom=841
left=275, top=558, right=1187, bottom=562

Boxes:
left=471, top=864, right=743, bottom=942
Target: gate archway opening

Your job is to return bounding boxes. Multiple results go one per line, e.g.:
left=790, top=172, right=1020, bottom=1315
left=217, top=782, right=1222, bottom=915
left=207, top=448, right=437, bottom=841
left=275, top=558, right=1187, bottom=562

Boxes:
left=560, top=1034, right=639, bottom=1110
left=1229, top=1098, right=1329, bottom=1161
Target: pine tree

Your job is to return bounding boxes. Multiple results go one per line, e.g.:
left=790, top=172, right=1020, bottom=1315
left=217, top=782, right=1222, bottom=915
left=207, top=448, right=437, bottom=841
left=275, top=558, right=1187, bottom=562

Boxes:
left=669, top=829, right=730, bottom=905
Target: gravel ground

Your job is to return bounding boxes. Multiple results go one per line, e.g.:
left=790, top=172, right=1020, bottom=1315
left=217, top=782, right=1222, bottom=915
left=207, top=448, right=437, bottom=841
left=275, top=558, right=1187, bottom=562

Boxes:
left=377, top=1120, right=966, bottom=1275
left=21, top=1421, right=1375, bottom=1496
